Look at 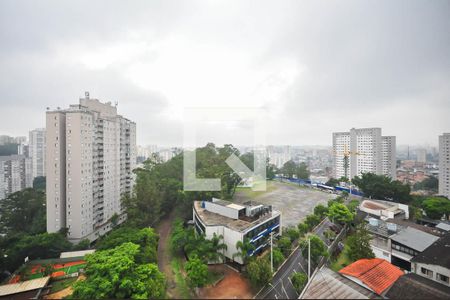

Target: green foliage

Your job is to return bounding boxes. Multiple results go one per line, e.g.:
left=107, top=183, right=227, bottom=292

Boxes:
left=170, top=219, right=188, bottom=254
left=233, top=238, right=255, bottom=264
left=272, top=248, right=285, bottom=269
left=185, top=255, right=209, bottom=287
left=325, top=178, right=340, bottom=187
left=421, top=197, right=450, bottom=220
left=346, top=224, right=375, bottom=261
left=352, top=172, right=411, bottom=203
left=313, top=204, right=328, bottom=219
left=300, top=235, right=328, bottom=264
left=0, top=188, right=46, bottom=235
left=277, top=236, right=292, bottom=256
left=291, top=272, right=308, bottom=294
left=346, top=200, right=360, bottom=213
left=96, top=227, right=159, bottom=264
left=281, top=160, right=310, bottom=180
left=296, top=162, right=310, bottom=180
left=246, top=257, right=272, bottom=287
left=284, top=227, right=300, bottom=243
left=297, top=222, right=309, bottom=236
left=413, top=176, right=438, bottom=192
left=327, top=202, right=354, bottom=224
left=71, top=242, right=165, bottom=299
left=32, top=176, right=46, bottom=191
left=304, top=214, right=321, bottom=230
left=73, top=239, right=91, bottom=251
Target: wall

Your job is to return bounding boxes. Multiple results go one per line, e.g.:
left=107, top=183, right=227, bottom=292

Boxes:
left=412, top=262, right=450, bottom=287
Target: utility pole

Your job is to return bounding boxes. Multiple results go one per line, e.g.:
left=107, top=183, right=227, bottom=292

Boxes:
left=270, top=231, right=273, bottom=273
left=308, top=237, right=311, bottom=280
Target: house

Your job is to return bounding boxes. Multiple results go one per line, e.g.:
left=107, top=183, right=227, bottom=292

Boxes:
left=359, top=199, right=409, bottom=220
left=300, top=266, right=379, bottom=299
left=0, top=276, right=50, bottom=299
left=193, top=198, right=281, bottom=264
left=384, top=273, right=450, bottom=299
left=338, top=258, right=404, bottom=296
left=411, top=233, right=450, bottom=287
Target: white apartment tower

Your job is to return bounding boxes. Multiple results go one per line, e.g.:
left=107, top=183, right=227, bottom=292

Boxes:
left=0, top=155, right=32, bottom=200
left=29, top=128, right=46, bottom=178
left=46, top=93, right=136, bottom=242
left=439, top=133, right=450, bottom=198
left=333, top=128, right=396, bottom=180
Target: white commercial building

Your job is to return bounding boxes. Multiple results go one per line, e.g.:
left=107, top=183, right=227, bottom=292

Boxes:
left=439, top=133, right=450, bottom=198
left=29, top=128, right=46, bottom=179
left=0, top=155, right=32, bottom=199
left=46, top=93, right=136, bottom=242
left=193, top=198, right=281, bottom=264
left=333, top=127, right=396, bottom=180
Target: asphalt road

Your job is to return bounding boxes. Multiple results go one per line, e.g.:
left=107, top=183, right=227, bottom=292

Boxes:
left=255, top=219, right=331, bottom=299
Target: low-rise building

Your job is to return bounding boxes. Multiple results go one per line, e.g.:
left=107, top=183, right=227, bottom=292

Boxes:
left=385, top=273, right=450, bottom=299
left=359, top=199, right=409, bottom=220
left=193, top=198, right=281, bottom=264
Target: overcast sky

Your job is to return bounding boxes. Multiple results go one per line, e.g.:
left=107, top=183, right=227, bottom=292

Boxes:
left=0, top=0, right=448, bottom=147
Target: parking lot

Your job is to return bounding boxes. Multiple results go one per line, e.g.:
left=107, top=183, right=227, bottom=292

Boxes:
left=234, top=181, right=338, bottom=228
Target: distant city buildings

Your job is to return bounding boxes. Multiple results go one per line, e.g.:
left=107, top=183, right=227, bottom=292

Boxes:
left=29, top=128, right=46, bottom=179
left=0, top=154, right=32, bottom=199
left=333, top=127, right=396, bottom=180
left=46, top=93, right=136, bottom=242
left=439, top=133, right=450, bottom=199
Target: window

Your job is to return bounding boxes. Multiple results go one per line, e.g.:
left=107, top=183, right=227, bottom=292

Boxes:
left=421, top=267, right=433, bottom=278
left=437, top=273, right=449, bottom=284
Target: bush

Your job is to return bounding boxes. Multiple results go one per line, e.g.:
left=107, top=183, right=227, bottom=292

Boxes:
left=291, top=272, right=308, bottom=294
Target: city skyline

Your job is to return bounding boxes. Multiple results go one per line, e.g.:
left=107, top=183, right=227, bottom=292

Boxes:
left=0, top=0, right=449, bottom=147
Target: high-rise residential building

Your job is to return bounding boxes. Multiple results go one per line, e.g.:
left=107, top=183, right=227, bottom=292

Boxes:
left=29, top=128, right=46, bottom=178
left=0, top=154, right=32, bottom=200
left=416, top=148, right=427, bottom=163
left=46, top=93, right=136, bottom=242
left=332, top=128, right=396, bottom=180
left=439, top=133, right=450, bottom=198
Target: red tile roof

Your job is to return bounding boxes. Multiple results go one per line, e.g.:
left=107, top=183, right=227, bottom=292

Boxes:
left=339, top=258, right=404, bottom=295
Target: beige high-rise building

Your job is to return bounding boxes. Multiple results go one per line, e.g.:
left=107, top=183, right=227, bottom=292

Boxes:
left=439, top=133, right=450, bottom=198
left=29, top=128, right=46, bottom=179
left=46, top=93, right=136, bottom=242
left=0, top=154, right=32, bottom=200
left=333, top=128, right=396, bottom=180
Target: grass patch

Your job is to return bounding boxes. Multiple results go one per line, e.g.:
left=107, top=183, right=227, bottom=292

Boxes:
left=171, top=257, right=191, bottom=299
left=330, top=241, right=352, bottom=272
left=206, top=270, right=224, bottom=286
left=49, top=277, right=78, bottom=293
left=236, top=180, right=277, bottom=199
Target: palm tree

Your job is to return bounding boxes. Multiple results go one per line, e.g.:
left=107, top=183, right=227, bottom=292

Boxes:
left=209, top=233, right=227, bottom=263
left=233, top=238, right=255, bottom=264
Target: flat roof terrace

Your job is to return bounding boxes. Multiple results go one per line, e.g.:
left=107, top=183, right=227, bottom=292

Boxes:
left=194, top=201, right=280, bottom=233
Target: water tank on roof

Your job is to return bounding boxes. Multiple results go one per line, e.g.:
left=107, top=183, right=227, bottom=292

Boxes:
left=386, top=222, right=397, bottom=232
left=369, top=218, right=379, bottom=227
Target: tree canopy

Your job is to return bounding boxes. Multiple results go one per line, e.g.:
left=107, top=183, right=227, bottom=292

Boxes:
left=327, top=202, right=354, bottom=224
left=300, top=234, right=328, bottom=264
left=421, top=197, right=450, bottom=220
left=185, top=255, right=209, bottom=287
left=352, top=172, right=411, bottom=203
left=281, top=160, right=310, bottom=179
left=346, top=224, right=375, bottom=261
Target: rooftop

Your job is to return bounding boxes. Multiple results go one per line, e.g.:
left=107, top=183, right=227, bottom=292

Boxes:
left=339, top=258, right=404, bottom=295
left=194, top=201, right=279, bottom=233
left=385, top=273, right=450, bottom=299
left=60, top=249, right=95, bottom=259
left=300, top=266, right=379, bottom=299
left=391, top=226, right=439, bottom=252
left=0, top=276, right=50, bottom=297
left=411, top=233, right=450, bottom=268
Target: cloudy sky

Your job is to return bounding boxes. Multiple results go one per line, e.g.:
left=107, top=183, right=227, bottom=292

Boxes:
left=0, top=0, right=448, bottom=147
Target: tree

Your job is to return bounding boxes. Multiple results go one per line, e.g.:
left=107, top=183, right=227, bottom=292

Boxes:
left=73, top=239, right=91, bottom=251
left=277, top=236, right=292, bottom=256
left=346, top=199, right=360, bottom=213
left=352, top=172, right=411, bottom=203
left=297, top=222, right=309, bottom=236
left=272, top=248, right=285, bottom=269
left=413, top=176, right=438, bottom=192
left=266, top=162, right=277, bottom=180
left=96, top=227, right=159, bottom=264
left=246, top=257, right=272, bottom=287
left=346, top=224, right=375, bottom=261
left=291, top=272, right=308, bottom=294
left=304, top=214, right=321, bottom=230
left=185, top=255, right=209, bottom=287
left=300, top=235, right=328, bottom=264
left=281, top=160, right=297, bottom=178
left=209, top=233, right=227, bottom=263
left=0, top=188, right=46, bottom=235
left=325, top=178, right=340, bottom=187
left=422, top=197, right=450, bottom=220
left=284, top=227, right=300, bottom=243
left=327, top=202, right=354, bottom=224
left=313, top=204, right=328, bottom=219
left=71, top=242, right=165, bottom=299
left=295, top=162, right=310, bottom=180
left=233, top=238, right=255, bottom=264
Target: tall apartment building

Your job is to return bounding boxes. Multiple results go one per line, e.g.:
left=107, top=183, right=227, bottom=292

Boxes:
left=0, top=155, right=32, bottom=199
left=439, top=133, right=450, bottom=198
left=333, top=128, right=396, bottom=180
left=29, top=128, right=46, bottom=178
left=46, top=93, right=136, bottom=242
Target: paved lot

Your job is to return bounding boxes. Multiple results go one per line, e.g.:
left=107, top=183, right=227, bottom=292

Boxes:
left=234, top=181, right=337, bottom=228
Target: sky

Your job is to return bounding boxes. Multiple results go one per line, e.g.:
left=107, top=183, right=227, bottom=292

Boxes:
left=0, top=0, right=449, bottom=147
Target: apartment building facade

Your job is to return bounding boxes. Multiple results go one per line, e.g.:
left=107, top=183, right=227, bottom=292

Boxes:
left=439, top=133, right=450, bottom=198
left=333, top=127, right=396, bottom=180
left=29, top=128, right=46, bottom=179
left=46, top=93, right=136, bottom=242
left=0, top=154, right=32, bottom=199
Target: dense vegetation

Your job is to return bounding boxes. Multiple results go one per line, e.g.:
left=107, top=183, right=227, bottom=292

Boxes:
left=280, top=160, right=310, bottom=179
left=352, top=172, right=411, bottom=203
